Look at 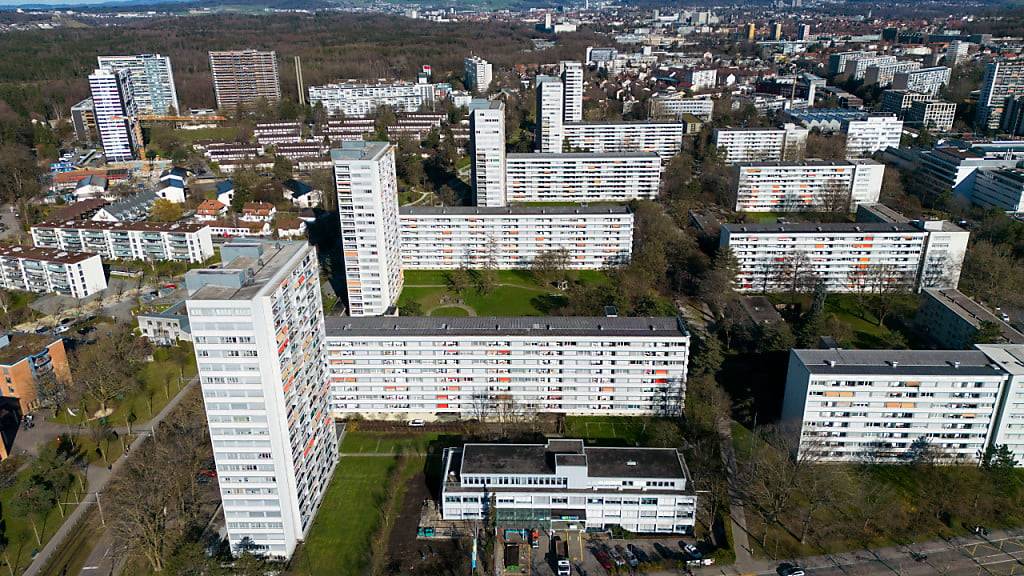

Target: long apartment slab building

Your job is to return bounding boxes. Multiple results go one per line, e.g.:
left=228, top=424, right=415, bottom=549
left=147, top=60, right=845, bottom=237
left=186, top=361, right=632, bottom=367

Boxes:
left=31, top=220, right=214, bottom=263
left=0, top=245, right=107, bottom=298
left=399, top=205, right=634, bottom=270
left=441, top=440, right=697, bottom=534
left=186, top=241, right=338, bottom=558
left=324, top=316, right=690, bottom=418
left=721, top=219, right=969, bottom=293
left=782, top=345, right=1024, bottom=464
left=712, top=124, right=808, bottom=163
left=505, top=153, right=661, bottom=202
left=733, top=159, right=885, bottom=212
left=308, top=81, right=440, bottom=117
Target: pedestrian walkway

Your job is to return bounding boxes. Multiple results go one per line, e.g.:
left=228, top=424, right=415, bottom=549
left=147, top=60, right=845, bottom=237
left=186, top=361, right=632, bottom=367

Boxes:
left=717, top=416, right=755, bottom=572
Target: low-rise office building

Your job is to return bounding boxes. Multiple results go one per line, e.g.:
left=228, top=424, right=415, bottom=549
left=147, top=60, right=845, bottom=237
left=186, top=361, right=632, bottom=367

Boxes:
left=713, top=124, right=808, bottom=163
left=917, top=288, right=1024, bottom=349
left=441, top=439, right=697, bottom=534
left=0, top=245, right=107, bottom=298
left=398, top=205, right=634, bottom=270
left=31, top=221, right=214, bottom=263
left=505, top=153, right=662, bottom=203
left=733, top=159, right=885, bottom=212
left=324, top=315, right=689, bottom=418
left=970, top=168, right=1024, bottom=214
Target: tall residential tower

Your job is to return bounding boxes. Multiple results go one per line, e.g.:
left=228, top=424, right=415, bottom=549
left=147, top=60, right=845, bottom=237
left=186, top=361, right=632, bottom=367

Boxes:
left=97, top=54, right=179, bottom=114
left=88, top=67, right=142, bottom=162
left=209, top=50, right=282, bottom=111
left=469, top=99, right=507, bottom=207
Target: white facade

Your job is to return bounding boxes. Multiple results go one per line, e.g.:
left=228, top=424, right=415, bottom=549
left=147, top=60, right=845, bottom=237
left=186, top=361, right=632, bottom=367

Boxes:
left=721, top=220, right=968, bottom=293
left=0, top=246, right=106, bottom=298
left=89, top=68, right=140, bottom=163
left=650, top=94, right=714, bottom=121
left=333, top=142, right=404, bottom=317
left=971, top=168, right=1024, bottom=214
left=683, top=68, right=717, bottom=90
left=187, top=241, right=338, bottom=559
left=563, top=122, right=685, bottom=159
left=880, top=89, right=934, bottom=115
left=733, top=159, right=884, bottom=213
left=324, top=315, right=689, bottom=417
left=863, top=60, right=921, bottom=87
left=976, top=60, right=1024, bottom=130
left=947, top=40, right=971, bottom=68
left=844, top=55, right=897, bottom=80
left=505, top=153, right=661, bottom=203
left=981, top=345, right=1024, bottom=465
left=97, top=54, right=179, bottom=114
left=469, top=100, right=507, bottom=207
left=905, top=100, right=956, bottom=132
left=843, top=115, right=903, bottom=158
left=536, top=76, right=565, bottom=153
left=464, top=56, right=493, bottom=94
left=398, top=205, right=634, bottom=270
left=308, top=82, right=437, bottom=117
left=559, top=61, right=584, bottom=123
left=31, top=221, right=214, bottom=263
left=713, top=124, right=808, bottom=163
left=782, top=347, right=1019, bottom=463
left=892, top=66, right=952, bottom=97
left=441, top=440, right=696, bottom=534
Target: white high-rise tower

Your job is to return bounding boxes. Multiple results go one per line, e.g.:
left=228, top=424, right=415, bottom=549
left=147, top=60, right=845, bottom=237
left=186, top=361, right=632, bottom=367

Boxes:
left=464, top=55, right=494, bottom=94
left=536, top=75, right=565, bottom=153
left=469, top=99, right=507, bottom=207
left=559, top=60, right=584, bottom=123
left=97, top=54, right=179, bottom=114
left=88, top=67, right=141, bottom=163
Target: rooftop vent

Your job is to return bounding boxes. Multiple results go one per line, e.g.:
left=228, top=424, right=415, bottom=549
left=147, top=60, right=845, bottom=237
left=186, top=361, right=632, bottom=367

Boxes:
left=626, top=460, right=637, bottom=466
left=827, top=360, right=836, bottom=367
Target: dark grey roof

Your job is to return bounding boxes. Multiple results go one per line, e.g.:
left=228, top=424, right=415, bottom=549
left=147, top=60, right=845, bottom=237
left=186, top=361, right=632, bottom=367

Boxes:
left=723, top=222, right=921, bottom=234
left=585, top=447, right=684, bottom=479
left=324, top=316, right=688, bottom=338
left=793, top=348, right=1005, bottom=377
left=461, top=444, right=554, bottom=475
left=507, top=152, right=660, bottom=160
left=458, top=442, right=687, bottom=480
left=400, top=205, right=631, bottom=216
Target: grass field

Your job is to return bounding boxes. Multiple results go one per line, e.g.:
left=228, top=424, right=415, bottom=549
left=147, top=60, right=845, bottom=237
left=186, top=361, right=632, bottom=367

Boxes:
left=564, top=416, right=663, bottom=446
left=768, top=293, right=916, bottom=348
left=339, top=431, right=440, bottom=455
left=429, top=306, right=470, bottom=316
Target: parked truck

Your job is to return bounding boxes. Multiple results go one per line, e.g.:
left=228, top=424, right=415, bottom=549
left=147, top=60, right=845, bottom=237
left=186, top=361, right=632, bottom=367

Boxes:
left=551, top=536, right=571, bottom=576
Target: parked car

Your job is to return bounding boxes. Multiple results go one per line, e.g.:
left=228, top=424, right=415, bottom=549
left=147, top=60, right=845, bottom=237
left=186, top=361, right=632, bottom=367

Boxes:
left=972, top=525, right=990, bottom=537
left=77, top=326, right=97, bottom=336
left=653, top=542, right=680, bottom=561
left=616, top=544, right=638, bottom=568
left=58, top=317, right=75, bottom=325
left=777, top=563, right=806, bottom=576
left=590, top=547, right=614, bottom=571
left=529, top=528, right=540, bottom=549
left=910, top=551, right=928, bottom=562
left=54, top=325, right=71, bottom=334
left=681, top=541, right=702, bottom=560
left=408, top=419, right=425, bottom=427
left=164, top=283, right=177, bottom=289
left=627, top=544, right=650, bottom=564
left=603, top=544, right=626, bottom=567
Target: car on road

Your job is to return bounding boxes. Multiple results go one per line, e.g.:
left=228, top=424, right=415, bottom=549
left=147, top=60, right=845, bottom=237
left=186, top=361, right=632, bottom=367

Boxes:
left=972, top=525, right=990, bottom=536
left=616, top=544, right=638, bottom=568
left=777, top=563, right=806, bottom=576
left=627, top=544, right=650, bottom=564
left=163, top=283, right=177, bottom=289
left=910, top=551, right=928, bottom=562
left=590, top=547, right=614, bottom=571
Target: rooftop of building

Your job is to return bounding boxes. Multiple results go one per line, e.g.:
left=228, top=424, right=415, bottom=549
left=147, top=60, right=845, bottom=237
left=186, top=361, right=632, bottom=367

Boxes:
left=0, top=245, right=98, bottom=265
left=324, top=316, right=688, bottom=338
left=923, top=288, right=1024, bottom=344
left=458, top=440, right=687, bottom=480
left=469, top=98, right=504, bottom=111
left=723, top=222, right=921, bottom=234
left=506, top=152, right=660, bottom=160
left=974, top=344, right=1024, bottom=376
left=34, top=219, right=209, bottom=233
left=330, top=141, right=391, bottom=163
left=400, top=205, right=631, bottom=216
left=739, top=296, right=785, bottom=325
left=793, top=348, right=1006, bottom=377
left=0, top=333, right=62, bottom=367
left=47, top=198, right=109, bottom=222
left=187, top=240, right=308, bottom=301
left=737, top=158, right=879, bottom=168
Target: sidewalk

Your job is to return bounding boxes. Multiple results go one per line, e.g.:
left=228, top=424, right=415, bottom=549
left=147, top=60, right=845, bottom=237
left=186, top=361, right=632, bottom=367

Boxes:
left=716, top=417, right=755, bottom=572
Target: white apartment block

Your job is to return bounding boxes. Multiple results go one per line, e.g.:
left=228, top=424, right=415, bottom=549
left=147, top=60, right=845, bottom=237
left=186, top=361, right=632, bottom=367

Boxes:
left=713, top=124, right=808, bottom=163
left=253, top=122, right=303, bottom=146
left=323, top=315, right=689, bottom=417
left=721, top=220, right=968, bottom=293
left=892, top=66, right=952, bottom=97
left=864, top=60, right=921, bottom=87
left=733, top=159, right=884, bottom=212
left=398, top=205, right=634, bottom=270
left=89, top=67, right=141, bottom=163
left=186, top=240, right=338, bottom=559
left=650, top=94, right=714, bottom=121
left=308, top=81, right=437, bottom=117
left=976, top=60, right=1024, bottom=130
left=828, top=50, right=875, bottom=75
left=31, top=221, right=214, bottom=263
left=469, top=100, right=507, bottom=207
left=683, top=68, right=717, bottom=91
left=97, top=53, right=179, bottom=114
left=464, top=56, right=493, bottom=94
left=560, top=61, right=584, bottom=123
left=842, top=115, right=903, bottom=158
left=947, top=40, right=971, bottom=68
left=844, top=55, right=897, bottom=80
left=971, top=168, right=1024, bottom=214
left=905, top=100, right=956, bottom=132
left=0, top=245, right=107, bottom=298
left=536, top=75, right=565, bottom=153
left=505, top=153, right=661, bottom=203
left=441, top=440, right=697, bottom=534
left=333, top=141, right=404, bottom=317
left=563, top=122, right=685, bottom=159
left=980, top=345, right=1024, bottom=465
left=208, top=50, right=281, bottom=111
left=880, top=89, right=934, bottom=115
left=782, top=347, right=1020, bottom=463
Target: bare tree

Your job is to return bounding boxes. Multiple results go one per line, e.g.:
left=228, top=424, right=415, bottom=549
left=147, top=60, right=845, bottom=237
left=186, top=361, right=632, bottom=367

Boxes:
left=530, top=248, right=571, bottom=287
left=818, top=179, right=852, bottom=214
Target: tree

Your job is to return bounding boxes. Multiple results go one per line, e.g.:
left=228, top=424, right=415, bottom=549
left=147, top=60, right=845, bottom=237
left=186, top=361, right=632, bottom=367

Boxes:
left=647, top=420, right=683, bottom=448
left=980, top=444, right=1019, bottom=470
left=398, top=301, right=424, bottom=316
left=89, top=420, right=116, bottom=465
left=805, top=131, right=846, bottom=160
left=530, top=248, right=571, bottom=287
left=445, top=268, right=471, bottom=296
left=855, top=263, right=914, bottom=326
left=73, top=327, right=148, bottom=414
left=150, top=199, right=183, bottom=222
left=272, top=155, right=293, bottom=182
left=818, top=179, right=852, bottom=214
left=12, top=484, right=53, bottom=545
left=0, top=143, right=41, bottom=203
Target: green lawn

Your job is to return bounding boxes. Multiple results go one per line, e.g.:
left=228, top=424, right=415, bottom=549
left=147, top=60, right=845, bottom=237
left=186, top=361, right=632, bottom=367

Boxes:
left=339, top=431, right=439, bottom=455
left=564, top=416, right=667, bottom=446
left=768, top=293, right=916, bottom=349
left=429, top=306, right=469, bottom=316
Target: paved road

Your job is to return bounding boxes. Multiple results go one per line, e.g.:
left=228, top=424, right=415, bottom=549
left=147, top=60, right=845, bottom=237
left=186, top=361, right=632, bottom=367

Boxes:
left=22, top=378, right=198, bottom=576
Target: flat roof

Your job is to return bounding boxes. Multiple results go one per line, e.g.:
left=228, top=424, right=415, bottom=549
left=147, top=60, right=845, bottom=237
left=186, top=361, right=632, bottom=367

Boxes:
left=189, top=241, right=308, bottom=301
left=793, top=348, right=1005, bottom=377
left=329, top=141, right=390, bottom=163
left=34, top=220, right=209, bottom=233
left=738, top=158, right=880, bottom=168
left=507, top=152, right=660, bottom=160
left=0, top=333, right=62, bottom=367
left=324, top=316, right=688, bottom=338
left=723, top=222, right=921, bottom=234
left=459, top=441, right=686, bottom=479
left=923, top=288, right=1024, bottom=344
left=400, top=205, right=631, bottom=216
left=0, top=245, right=97, bottom=265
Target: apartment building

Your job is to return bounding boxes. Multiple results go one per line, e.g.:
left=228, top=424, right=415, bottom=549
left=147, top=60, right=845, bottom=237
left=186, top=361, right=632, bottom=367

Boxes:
left=649, top=94, right=714, bottom=121
left=947, top=40, right=971, bottom=68
left=970, top=168, right=1024, bottom=214
left=842, top=115, right=903, bottom=158
left=732, top=159, right=885, bottom=212
left=683, top=68, right=717, bottom=90
left=203, top=143, right=263, bottom=162
left=253, top=122, right=303, bottom=146
left=980, top=344, right=1024, bottom=465
left=828, top=51, right=875, bottom=75
left=977, top=60, right=1024, bottom=129
left=31, top=221, right=214, bottom=263
left=440, top=440, right=697, bottom=534
left=0, top=245, right=106, bottom=298
left=333, top=141, right=403, bottom=317
left=781, top=347, right=1021, bottom=463
left=137, top=300, right=191, bottom=346
left=712, top=124, right=808, bottom=163
left=71, top=98, right=97, bottom=144
left=308, top=81, right=437, bottom=117
left=844, top=55, right=897, bottom=81
left=721, top=219, right=968, bottom=293
left=892, top=66, right=952, bottom=96
left=0, top=333, right=71, bottom=418
left=464, top=56, right=493, bottom=94
left=97, top=53, right=179, bottom=114
left=563, top=122, right=685, bottom=159
left=505, top=153, right=661, bottom=203
left=323, top=315, right=689, bottom=417
left=536, top=75, right=565, bottom=153
left=905, top=100, right=956, bottom=132
left=208, top=50, right=281, bottom=111
left=469, top=100, right=506, bottom=207
left=89, top=68, right=141, bottom=163
left=186, top=240, right=338, bottom=559
left=880, top=90, right=934, bottom=115
left=864, top=60, right=921, bottom=87
left=917, top=288, right=1024, bottom=349
left=560, top=61, right=584, bottom=123
left=398, top=205, right=634, bottom=270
